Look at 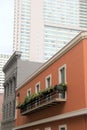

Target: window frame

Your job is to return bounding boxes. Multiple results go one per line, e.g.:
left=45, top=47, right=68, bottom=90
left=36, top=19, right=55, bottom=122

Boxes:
left=45, top=127, right=51, bottom=130
left=58, top=64, right=66, bottom=84
left=45, top=74, right=52, bottom=88
left=27, top=88, right=31, bottom=97
left=59, top=124, right=67, bottom=130
left=35, top=82, right=40, bottom=93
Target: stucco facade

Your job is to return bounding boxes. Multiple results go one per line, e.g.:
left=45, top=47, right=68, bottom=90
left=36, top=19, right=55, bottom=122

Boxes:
left=13, top=32, right=87, bottom=130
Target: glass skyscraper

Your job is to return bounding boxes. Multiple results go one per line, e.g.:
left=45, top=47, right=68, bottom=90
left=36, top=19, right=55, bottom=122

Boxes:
left=13, top=0, right=87, bottom=62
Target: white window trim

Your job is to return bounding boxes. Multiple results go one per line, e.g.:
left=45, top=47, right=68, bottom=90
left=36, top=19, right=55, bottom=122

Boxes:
left=59, top=124, right=67, bottom=130
left=45, top=74, right=52, bottom=88
left=58, top=64, right=66, bottom=84
left=45, top=127, right=51, bottom=130
left=27, top=88, right=31, bottom=96
left=35, top=81, right=40, bottom=93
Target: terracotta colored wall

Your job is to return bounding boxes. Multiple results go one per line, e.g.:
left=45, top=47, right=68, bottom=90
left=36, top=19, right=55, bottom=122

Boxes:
left=16, top=116, right=86, bottom=130
left=85, top=115, right=87, bottom=129
left=83, top=39, right=87, bottom=107
left=15, top=40, right=86, bottom=127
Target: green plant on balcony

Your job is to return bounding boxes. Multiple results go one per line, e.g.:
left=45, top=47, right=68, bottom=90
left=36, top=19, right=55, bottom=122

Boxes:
left=17, top=84, right=67, bottom=110
left=57, top=83, right=67, bottom=92
left=53, top=83, right=67, bottom=91
left=57, top=83, right=67, bottom=98
left=24, top=95, right=30, bottom=104
left=31, top=93, right=39, bottom=100
left=39, top=86, right=53, bottom=96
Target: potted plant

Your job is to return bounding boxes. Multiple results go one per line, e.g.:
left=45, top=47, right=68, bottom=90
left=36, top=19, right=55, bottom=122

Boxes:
left=57, top=83, right=67, bottom=98
left=24, top=95, right=30, bottom=104
left=57, top=83, right=67, bottom=92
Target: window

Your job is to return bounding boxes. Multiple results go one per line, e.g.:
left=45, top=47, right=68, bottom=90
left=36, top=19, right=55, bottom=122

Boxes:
left=7, top=84, right=9, bottom=97
left=35, top=82, right=40, bottom=93
left=45, top=127, right=51, bottom=130
left=45, top=74, right=51, bottom=88
left=59, top=64, right=66, bottom=84
left=27, top=88, right=31, bottom=97
left=59, top=125, right=67, bottom=130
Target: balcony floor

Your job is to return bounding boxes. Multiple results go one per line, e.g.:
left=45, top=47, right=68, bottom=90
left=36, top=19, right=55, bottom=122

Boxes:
left=21, top=97, right=66, bottom=115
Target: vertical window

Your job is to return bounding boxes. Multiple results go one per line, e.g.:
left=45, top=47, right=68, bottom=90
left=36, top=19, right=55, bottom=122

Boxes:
left=10, top=80, right=12, bottom=94
left=59, top=64, right=66, bottom=84
left=45, top=74, right=51, bottom=88
left=12, top=100, right=15, bottom=117
left=59, top=125, right=67, bottom=130
left=7, top=83, right=9, bottom=97
left=4, top=85, right=6, bottom=99
left=6, top=104, right=8, bottom=118
left=9, top=102, right=11, bottom=117
left=27, top=88, right=31, bottom=97
left=35, top=82, right=40, bottom=93
left=3, top=105, right=5, bottom=120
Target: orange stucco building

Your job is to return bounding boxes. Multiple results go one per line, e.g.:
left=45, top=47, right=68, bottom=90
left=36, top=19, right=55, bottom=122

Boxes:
left=13, top=32, right=87, bottom=130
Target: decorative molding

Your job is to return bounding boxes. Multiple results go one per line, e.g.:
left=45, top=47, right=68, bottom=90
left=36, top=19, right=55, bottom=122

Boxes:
left=45, top=74, right=52, bottom=88
left=59, top=124, right=67, bottom=130
left=35, top=81, right=40, bottom=93
left=13, top=108, right=87, bottom=130
left=3, top=51, right=21, bottom=72
left=58, top=64, right=66, bottom=84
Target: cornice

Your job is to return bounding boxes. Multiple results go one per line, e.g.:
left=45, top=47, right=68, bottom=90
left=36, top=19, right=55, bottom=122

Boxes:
left=16, top=31, right=87, bottom=91
left=12, top=108, right=87, bottom=130
left=3, top=51, right=21, bottom=72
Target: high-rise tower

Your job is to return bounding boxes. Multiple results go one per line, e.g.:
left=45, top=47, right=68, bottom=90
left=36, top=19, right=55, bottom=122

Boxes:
left=13, top=0, right=87, bottom=62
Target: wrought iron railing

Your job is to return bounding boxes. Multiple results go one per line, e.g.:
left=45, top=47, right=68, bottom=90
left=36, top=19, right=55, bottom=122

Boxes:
left=20, top=89, right=66, bottom=115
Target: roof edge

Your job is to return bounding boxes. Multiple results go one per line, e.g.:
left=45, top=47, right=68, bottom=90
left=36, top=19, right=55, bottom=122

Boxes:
left=3, top=51, right=22, bottom=72
left=16, top=31, right=87, bottom=91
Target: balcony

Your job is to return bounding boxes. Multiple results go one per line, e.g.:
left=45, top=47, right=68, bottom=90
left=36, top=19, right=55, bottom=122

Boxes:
left=18, top=84, right=67, bottom=116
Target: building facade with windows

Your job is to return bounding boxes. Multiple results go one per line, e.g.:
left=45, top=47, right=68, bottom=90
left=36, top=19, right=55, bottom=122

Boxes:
left=0, top=54, right=10, bottom=130
left=0, top=54, right=10, bottom=93
left=1, top=51, right=42, bottom=130
left=13, top=32, right=87, bottom=130
left=13, top=0, right=87, bottom=62
left=0, top=93, right=3, bottom=130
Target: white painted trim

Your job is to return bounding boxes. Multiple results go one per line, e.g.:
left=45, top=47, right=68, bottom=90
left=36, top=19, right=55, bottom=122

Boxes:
left=59, top=124, right=67, bottom=130
left=58, top=64, right=66, bottom=84
left=45, top=127, right=51, bottom=130
left=16, top=32, right=87, bottom=90
left=13, top=108, right=87, bottom=130
left=35, top=82, right=40, bottom=93
left=45, top=74, right=52, bottom=88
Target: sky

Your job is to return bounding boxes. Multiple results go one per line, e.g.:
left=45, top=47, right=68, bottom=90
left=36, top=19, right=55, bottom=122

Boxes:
left=0, top=0, right=14, bottom=54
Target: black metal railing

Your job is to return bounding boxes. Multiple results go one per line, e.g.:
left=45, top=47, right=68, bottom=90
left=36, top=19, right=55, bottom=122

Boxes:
left=20, top=89, right=66, bottom=115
